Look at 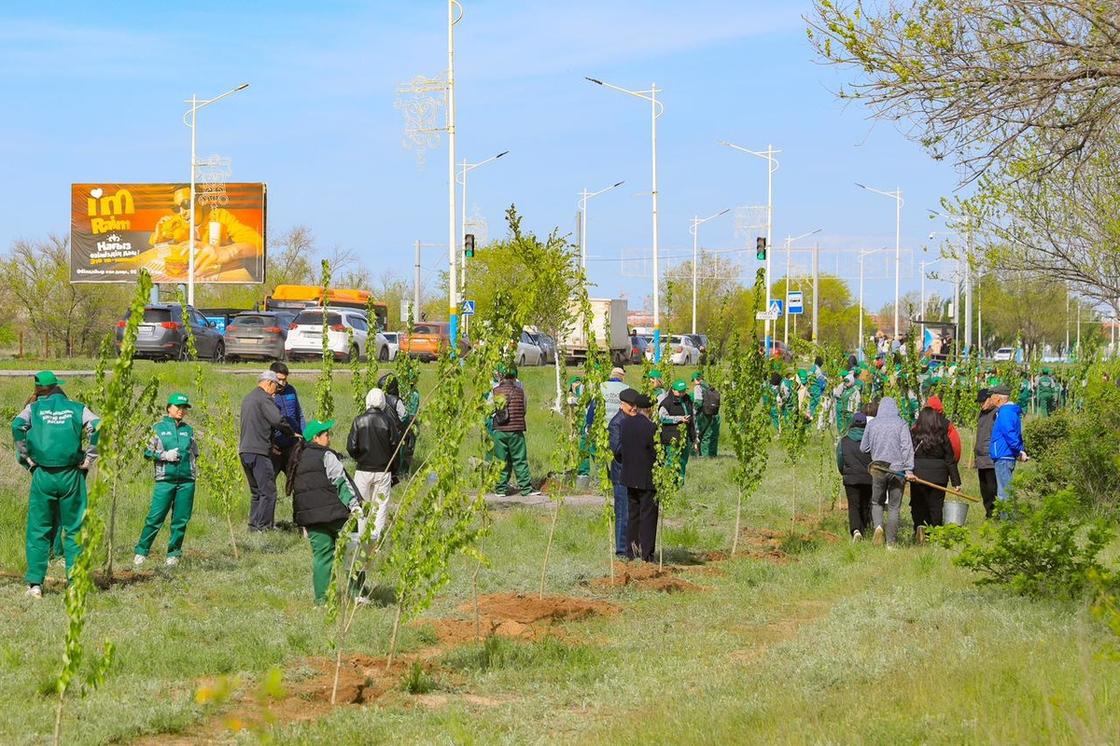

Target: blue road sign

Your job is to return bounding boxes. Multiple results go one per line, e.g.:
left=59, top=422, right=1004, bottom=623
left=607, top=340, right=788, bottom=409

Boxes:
left=461, top=300, right=476, bottom=316
left=787, top=291, right=803, bottom=315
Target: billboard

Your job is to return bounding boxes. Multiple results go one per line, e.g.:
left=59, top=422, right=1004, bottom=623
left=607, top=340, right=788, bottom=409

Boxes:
left=70, top=183, right=267, bottom=284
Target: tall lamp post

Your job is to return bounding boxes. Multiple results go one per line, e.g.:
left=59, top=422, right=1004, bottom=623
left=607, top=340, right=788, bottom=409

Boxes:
left=446, top=0, right=464, bottom=353
left=858, top=247, right=890, bottom=358
left=578, top=180, right=625, bottom=270
left=587, top=77, right=663, bottom=360
left=782, top=228, right=821, bottom=345
left=856, top=183, right=904, bottom=338
left=688, top=208, right=730, bottom=334
left=183, top=82, right=249, bottom=307
left=721, top=141, right=779, bottom=353
left=458, top=149, right=509, bottom=333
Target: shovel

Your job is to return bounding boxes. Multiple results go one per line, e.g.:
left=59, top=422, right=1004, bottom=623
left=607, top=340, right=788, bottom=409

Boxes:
left=868, top=461, right=981, bottom=503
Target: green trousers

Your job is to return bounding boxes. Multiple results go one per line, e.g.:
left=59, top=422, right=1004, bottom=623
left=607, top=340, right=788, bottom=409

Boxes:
left=492, top=430, right=533, bottom=495
left=1038, top=395, right=1055, bottom=416
left=26, top=466, right=86, bottom=586
left=307, top=519, right=347, bottom=604
left=665, top=440, right=690, bottom=484
left=577, top=432, right=592, bottom=477
left=695, top=413, right=720, bottom=457
left=134, top=480, right=196, bottom=558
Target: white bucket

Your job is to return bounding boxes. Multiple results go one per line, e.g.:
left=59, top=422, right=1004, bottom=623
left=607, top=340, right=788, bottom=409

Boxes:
left=943, top=500, right=969, bottom=526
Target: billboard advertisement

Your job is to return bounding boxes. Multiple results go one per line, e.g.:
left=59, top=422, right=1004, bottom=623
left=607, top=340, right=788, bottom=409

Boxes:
left=70, top=183, right=266, bottom=284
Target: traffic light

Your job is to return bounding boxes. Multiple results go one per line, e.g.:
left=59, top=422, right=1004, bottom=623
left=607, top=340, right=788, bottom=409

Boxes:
left=755, top=236, right=767, bottom=261
left=464, top=233, right=476, bottom=258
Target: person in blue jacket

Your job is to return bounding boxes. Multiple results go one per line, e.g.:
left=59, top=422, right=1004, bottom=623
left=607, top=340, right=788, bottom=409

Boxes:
left=988, top=384, right=1029, bottom=506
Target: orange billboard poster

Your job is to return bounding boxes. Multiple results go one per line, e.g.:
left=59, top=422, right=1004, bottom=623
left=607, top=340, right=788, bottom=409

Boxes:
left=70, top=183, right=267, bottom=284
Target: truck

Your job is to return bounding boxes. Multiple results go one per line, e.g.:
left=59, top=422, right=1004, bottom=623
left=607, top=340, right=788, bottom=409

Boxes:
left=559, top=298, right=630, bottom=365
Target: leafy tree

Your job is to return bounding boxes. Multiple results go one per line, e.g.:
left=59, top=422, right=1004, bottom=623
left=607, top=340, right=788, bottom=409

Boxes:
left=662, top=251, right=744, bottom=336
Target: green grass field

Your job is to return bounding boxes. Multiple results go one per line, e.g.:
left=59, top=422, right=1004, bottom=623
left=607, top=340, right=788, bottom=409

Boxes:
left=1, top=360, right=1118, bottom=745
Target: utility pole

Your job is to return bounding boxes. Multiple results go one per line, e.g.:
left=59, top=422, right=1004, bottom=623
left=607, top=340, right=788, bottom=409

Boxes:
left=811, top=242, right=819, bottom=344
left=964, top=226, right=973, bottom=355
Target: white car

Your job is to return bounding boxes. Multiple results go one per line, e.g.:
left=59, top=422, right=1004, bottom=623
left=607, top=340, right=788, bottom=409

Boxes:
left=284, top=307, right=387, bottom=362
left=993, top=347, right=1014, bottom=362
left=380, top=331, right=400, bottom=361
left=516, top=330, right=544, bottom=366
left=644, top=334, right=700, bottom=365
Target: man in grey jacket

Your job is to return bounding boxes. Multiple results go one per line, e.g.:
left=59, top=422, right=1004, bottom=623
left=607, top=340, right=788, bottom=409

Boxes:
left=859, top=396, right=914, bottom=547
left=240, top=370, right=296, bottom=531
left=973, top=388, right=998, bottom=518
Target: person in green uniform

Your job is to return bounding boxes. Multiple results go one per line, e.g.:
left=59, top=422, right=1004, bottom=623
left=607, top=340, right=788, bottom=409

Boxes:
left=1037, top=367, right=1058, bottom=415
left=779, top=370, right=797, bottom=423
left=658, top=380, right=695, bottom=481
left=834, top=370, right=862, bottom=435
left=769, top=372, right=783, bottom=430
left=11, top=371, right=99, bottom=598
left=287, top=420, right=360, bottom=605
left=691, top=371, right=720, bottom=457
left=133, top=393, right=198, bottom=568
left=648, top=369, right=666, bottom=400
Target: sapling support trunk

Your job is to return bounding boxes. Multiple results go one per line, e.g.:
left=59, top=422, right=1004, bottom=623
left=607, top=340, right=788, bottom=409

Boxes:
left=472, top=557, right=483, bottom=642
left=386, top=603, right=403, bottom=672
left=731, top=486, right=743, bottom=556
left=539, top=496, right=563, bottom=599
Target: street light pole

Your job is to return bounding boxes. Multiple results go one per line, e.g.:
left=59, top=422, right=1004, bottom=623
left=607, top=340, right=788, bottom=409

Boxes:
left=857, top=183, right=904, bottom=337
left=721, top=141, right=780, bottom=353
left=578, top=180, right=625, bottom=270
left=458, top=149, right=509, bottom=335
left=688, top=208, right=730, bottom=334
left=447, top=0, right=462, bottom=353
left=182, top=82, right=249, bottom=307
left=587, top=77, right=664, bottom=360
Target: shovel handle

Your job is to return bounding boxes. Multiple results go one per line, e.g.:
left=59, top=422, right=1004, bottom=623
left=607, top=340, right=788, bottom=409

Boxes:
left=908, top=474, right=981, bottom=503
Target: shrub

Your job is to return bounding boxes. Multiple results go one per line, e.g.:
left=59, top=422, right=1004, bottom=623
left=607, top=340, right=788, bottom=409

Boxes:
left=931, top=490, right=1112, bottom=599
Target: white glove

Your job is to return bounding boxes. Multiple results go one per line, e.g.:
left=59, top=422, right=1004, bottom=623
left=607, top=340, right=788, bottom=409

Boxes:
left=163, top=448, right=180, bottom=462
left=349, top=500, right=363, bottom=515
left=79, top=456, right=94, bottom=470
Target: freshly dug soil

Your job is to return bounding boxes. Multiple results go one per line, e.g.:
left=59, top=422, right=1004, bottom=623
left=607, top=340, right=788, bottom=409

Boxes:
left=425, top=593, right=620, bottom=644
left=591, top=562, right=705, bottom=593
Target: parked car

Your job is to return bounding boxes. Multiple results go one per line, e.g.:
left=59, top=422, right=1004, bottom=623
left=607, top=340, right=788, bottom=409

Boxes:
left=644, top=334, right=701, bottom=366
left=685, top=333, right=710, bottom=363
left=992, top=347, right=1014, bottom=362
left=400, top=322, right=469, bottom=361
left=380, top=331, right=400, bottom=361
left=629, top=334, right=649, bottom=364
left=284, top=307, right=382, bottom=362
left=523, top=329, right=555, bottom=364
left=119, top=304, right=225, bottom=362
left=224, top=311, right=295, bottom=362
left=516, top=330, right=545, bottom=366
left=763, top=339, right=793, bottom=362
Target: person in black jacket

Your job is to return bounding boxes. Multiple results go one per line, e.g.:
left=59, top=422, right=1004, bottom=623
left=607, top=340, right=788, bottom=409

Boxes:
left=608, top=388, right=644, bottom=558
left=973, top=388, right=998, bottom=518
left=837, top=411, right=873, bottom=540
left=617, top=389, right=658, bottom=561
left=910, top=405, right=962, bottom=542
left=287, top=420, right=359, bottom=604
left=347, top=388, right=403, bottom=543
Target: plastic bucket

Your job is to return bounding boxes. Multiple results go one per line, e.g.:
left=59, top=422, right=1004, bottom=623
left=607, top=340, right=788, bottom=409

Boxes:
left=943, top=500, right=969, bottom=526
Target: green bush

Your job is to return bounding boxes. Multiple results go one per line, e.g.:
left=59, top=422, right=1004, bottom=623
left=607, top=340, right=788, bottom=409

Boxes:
left=934, top=490, right=1112, bottom=599
left=1023, top=412, right=1072, bottom=462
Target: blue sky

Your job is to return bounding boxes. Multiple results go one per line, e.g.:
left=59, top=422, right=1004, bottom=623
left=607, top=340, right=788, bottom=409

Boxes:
left=1, top=0, right=963, bottom=311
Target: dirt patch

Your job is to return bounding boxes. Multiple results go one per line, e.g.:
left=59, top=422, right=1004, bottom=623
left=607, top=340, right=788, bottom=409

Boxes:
left=411, top=692, right=514, bottom=709
left=591, top=561, right=706, bottom=593
left=0, top=568, right=157, bottom=591
left=425, top=593, right=620, bottom=645
left=699, top=526, right=841, bottom=566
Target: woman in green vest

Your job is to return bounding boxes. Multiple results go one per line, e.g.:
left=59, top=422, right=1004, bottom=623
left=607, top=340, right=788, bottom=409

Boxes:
left=133, top=393, right=198, bottom=568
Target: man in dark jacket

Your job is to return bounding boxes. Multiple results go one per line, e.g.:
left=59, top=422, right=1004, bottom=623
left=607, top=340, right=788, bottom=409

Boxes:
left=608, top=388, right=642, bottom=558
left=973, top=388, right=998, bottom=518
left=491, top=366, right=541, bottom=497
left=240, top=370, right=295, bottom=531
left=269, top=362, right=305, bottom=486
left=658, top=380, right=695, bottom=482
left=347, top=387, right=403, bottom=543
left=618, top=389, right=658, bottom=561
left=837, top=412, right=873, bottom=540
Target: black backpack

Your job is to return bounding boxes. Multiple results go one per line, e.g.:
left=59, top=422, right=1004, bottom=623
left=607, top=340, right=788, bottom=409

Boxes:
left=702, top=386, right=721, bottom=416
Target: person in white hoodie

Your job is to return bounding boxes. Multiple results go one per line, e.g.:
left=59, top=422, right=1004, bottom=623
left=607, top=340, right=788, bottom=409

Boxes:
left=859, top=397, right=915, bottom=547
left=346, top=388, right=403, bottom=542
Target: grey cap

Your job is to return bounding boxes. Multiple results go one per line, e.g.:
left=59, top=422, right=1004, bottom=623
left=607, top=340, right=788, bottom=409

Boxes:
left=989, top=384, right=1011, bottom=396
left=258, top=370, right=281, bottom=383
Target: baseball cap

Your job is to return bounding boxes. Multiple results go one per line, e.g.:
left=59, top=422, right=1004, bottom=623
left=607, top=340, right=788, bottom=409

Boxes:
left=259, top=370, right=281, bottom=384
left=690, top=371, right=703, bottom=381
left=610, top=367, right=626, bottom=379
left=989, top=384, right=1011, bottom=396
left=33, top=371, right=64, bottom=386
left=648, top=369, right=663, bottom=380
left=672, top=380, right=688, bottom=392
left=303, top=419, right=335, bottom=440
left=167, top=393, right=191, bottom=408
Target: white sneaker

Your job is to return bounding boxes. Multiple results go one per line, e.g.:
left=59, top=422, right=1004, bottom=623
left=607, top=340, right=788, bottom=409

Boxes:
left=872, top=526, right=885, bottom=546
left=26, top=585, right=42, bottom=599
left=852, top=530, right=863, bottom=543
left=133, top=554, right=146, bottom=567
left=165, top=556, right=180, bottom=568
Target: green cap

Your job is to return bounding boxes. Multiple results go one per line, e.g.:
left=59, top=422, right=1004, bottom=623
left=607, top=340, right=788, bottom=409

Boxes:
left=33, top=371, right=64, bottom=387
left=987, top=376, right=1002, bottom=387
left=690, top=371, right=702, bottom=381
left=648, top=369, right=663, bottom=380
left=303, top=419, right=335, bottom=441
left=167, top=393, right=191, bottom=408
left=796, top=370, right=808, bottom=384
left=672, top=379, right=688, bottom=392
left=567, top=375, right=582, bottom=385
left=1042, top=367, right=1051, bottom=375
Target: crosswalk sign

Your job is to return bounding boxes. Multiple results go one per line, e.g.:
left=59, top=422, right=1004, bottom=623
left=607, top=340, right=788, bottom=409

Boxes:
left=461, top=300, right=476, bottom=316
left=769, top=300, right=783, bottom=318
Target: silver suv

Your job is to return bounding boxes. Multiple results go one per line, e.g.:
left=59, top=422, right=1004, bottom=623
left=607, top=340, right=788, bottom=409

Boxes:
left=117, top=304, right=225, bottom=361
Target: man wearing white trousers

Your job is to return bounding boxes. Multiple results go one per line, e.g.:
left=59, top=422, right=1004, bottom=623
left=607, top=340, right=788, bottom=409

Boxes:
left=346, top=388, right=402, bottom=542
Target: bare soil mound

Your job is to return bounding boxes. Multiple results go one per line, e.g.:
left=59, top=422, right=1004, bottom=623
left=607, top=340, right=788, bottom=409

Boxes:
left=591, top=562, right=705, bottom=593
left=425, top=593, right=620, bottom=644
